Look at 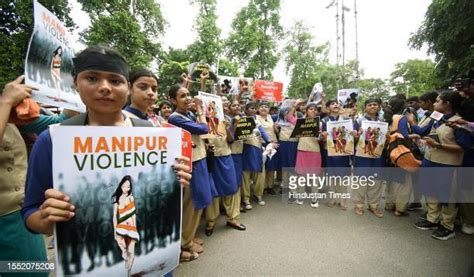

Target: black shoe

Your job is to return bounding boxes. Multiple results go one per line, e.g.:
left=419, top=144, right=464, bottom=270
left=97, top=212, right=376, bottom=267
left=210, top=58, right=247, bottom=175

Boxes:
left=205, top=226, right=214, bottom=237
left=406, top=203, right=423, bottom=211
left=431, top=225, right=455, bottom=241
left=240, top=206, right=247, bottom=213
left=418, top=211, right=427, bottom=220
left=414, top=219, right=438, bottom=230
left=226, top=222, right=246, bottom=231
left=267, top=188, right=276, bottom=195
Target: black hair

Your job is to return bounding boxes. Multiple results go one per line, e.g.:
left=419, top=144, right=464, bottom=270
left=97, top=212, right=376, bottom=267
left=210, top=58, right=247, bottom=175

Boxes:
left=364, top=98, right=381, bottom=107
left=159, top=100, right=173, bottom=110
left=325, top=99, right=337, bottom=108
left=111, top=175, right=133, bottom=204
left=383, top=97, right=406, bottom=122
left=407, top=96, right=419, bottom=102
left=258, top=101, right=270, bottom=108
left=168, top=83, right=185, bottom=100
left=129, top=69, right=159, bottom=85
left=419, top=91, right=438, bottom=103
left=459, top=98, right=474, bottom=122
left=53, top=46, right=62, bottom=56
left=438, top=90, right=464, bottom=114
left=245, top=101, right=256, bottom=110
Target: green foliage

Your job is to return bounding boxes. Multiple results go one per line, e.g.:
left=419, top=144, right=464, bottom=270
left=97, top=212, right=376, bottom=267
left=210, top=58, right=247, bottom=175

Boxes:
left=226, top=0, right=283, bottom=79
left=188, top=0, right=221, bottom=65
left=409, top=0, right=474, bottom=84
left=0, top=0, right=74, bottom=87
left=79, top=0, right=166, bottom=69
left=389, top=59, right=442, bottom=97
left=158, top=60, right=188, bottom=100
left=217, top=58, right=239, bottom=76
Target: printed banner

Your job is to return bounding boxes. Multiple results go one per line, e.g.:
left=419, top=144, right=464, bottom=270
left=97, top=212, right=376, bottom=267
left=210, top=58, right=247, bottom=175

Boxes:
left=290, top=117, right=320, bottom=138
left=188, top=62, right=218, bottom=82
left=162, top=123, right=193, bottom=171
left=326, top=120, right=354, bottom=156
left=52, top=126, right=182, bottom=276
left=254, top=80, right=283, bottom=102
left=198, top=91, right=225, bottom=137
left=355, top=121, right=388, bottom=159
left=235, top=117, right=256, bottom=140
left=218, top=76, right=253, bottom=95
left=337, top=88, right=360, bottom=108
left=25, top=1, right=85, bottom=112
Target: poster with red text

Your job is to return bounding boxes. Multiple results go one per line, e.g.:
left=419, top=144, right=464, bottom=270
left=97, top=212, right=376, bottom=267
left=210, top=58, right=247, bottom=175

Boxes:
left=254, top=80, right=283, bottom=102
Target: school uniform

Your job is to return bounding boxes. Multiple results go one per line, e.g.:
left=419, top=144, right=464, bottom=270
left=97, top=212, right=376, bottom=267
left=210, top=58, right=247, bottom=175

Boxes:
left=1, top=124, right=47, bottom=273
left=353, top=115, right=385, bottom=210
left=277, top=113, right=299, bottom=191
left=205, top=118, right=241, bottom=228
left=417, top=113, right=471, bottom=231
left=256, top=114, right=279, bottom=190
left=459, top=134, right=474, bottom=228
left=241, top=120, right=271, bottom=204
left=168, top=112, right=215, bottom=249
left=321, top=115, right=352, bottom=205
left=384, top=115, right=413, bottom=213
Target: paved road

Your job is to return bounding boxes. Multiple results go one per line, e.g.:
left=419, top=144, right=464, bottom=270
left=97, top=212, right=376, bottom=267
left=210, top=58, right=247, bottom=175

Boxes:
left=175, top=194, right=474, bottom=276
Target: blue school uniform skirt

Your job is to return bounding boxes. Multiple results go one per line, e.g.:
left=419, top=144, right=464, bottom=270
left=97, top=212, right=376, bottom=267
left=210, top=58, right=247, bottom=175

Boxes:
left=417, top=158, right=456, bottom=203
left=232, top=154, right=243, bottom=185
left=211, top=155, right=238, bottom=196
left=278, top=141, right=298, bottom=168
left=242, top=144, right=263, bottom=172
left=321, top=148, right=351, bottom=176
left=191, top=158, right=215, bottom=209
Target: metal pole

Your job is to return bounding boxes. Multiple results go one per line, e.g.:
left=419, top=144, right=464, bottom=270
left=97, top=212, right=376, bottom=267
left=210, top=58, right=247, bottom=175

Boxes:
left=354, top=0, right=359, bottom=82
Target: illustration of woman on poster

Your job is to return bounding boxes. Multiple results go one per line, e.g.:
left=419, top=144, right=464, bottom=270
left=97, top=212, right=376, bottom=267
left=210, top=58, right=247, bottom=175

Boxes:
left=331, top=127, right=340, bottom=153
left=50, top=46, right=63, bottom=100
left=112, top=175, right=140, bottom=272
left=338, top=126, right=349, bottom=154
left=364, top=127, right=372, bottom=154
left=207, top=100, right=220, bottom=136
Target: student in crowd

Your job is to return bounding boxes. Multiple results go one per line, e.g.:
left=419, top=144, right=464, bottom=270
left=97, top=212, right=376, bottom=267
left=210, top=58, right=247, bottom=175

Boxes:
left=320, top=99, right=354, bottom=210
left=406, top=96, right=426, bottom=122
left=414, top=90, right=471, bottom=240
left=353, top=98, right=385, bottom=217
left=123, top=69, right=159, bottom=125
left=277, top=99, right=303, bottom=193
left=0, top=76, right=48, bottom=269
left=241, top=101, right=271, bottom=209
left=157, top=100, right=173, bottom=125
left=167, top=83, right=214, bottom=260
left=406, top=91, right=439, bottom=211
left=228, top=100, right=246, bottom=213
left=205, top=104, right=246, bottom=236
left=383, top=96, right=414, bottom=216
left=21, top=46, right=192, bottom=264
left=293, top=102, right=322, bottom=207
left=255, top=101, right=280, bottom=195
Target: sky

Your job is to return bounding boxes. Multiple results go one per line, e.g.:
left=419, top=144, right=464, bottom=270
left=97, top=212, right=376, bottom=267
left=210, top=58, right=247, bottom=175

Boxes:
left=71, top=0, right=433, bottom=88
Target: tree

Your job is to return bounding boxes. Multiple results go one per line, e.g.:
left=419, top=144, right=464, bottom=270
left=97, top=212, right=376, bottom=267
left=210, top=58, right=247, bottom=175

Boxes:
left=78, top=0, right=166, bottom=69
left=0, top=1, right=75, bottom=87
left=217, top=58, right=239, bottom=77
left=389, top=59, right=442, bottom=97
left=226, top=0, right=283, bottom=79
left=284, top=21, right=329, bottom=98
left=409, top=0, right=474, bottom=84
left=187, top=0, right=221, bottom=65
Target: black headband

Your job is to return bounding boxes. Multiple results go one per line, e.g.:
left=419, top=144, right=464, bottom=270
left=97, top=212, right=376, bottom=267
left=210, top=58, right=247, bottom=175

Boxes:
left=73, top=52, right=129, bottom=80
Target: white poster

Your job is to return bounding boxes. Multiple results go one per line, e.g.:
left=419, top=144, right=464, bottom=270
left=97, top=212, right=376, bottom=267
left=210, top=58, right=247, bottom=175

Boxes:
left=337, top=88, right=360, bottom=107
left=355, top=121, right=389, bottom=159
left=198, top=91, right=225, bottom=137
left=25, top=1, right=85, bottom=112
left=326, top=120, right=355, bottom=156
left=218, top=75, right=253, bottom=95
left=52, top=126, right=182, bottom=276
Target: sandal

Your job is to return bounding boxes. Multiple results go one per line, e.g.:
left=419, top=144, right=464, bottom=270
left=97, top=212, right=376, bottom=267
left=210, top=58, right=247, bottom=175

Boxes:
left=354, top=207, right=364, bottom=216
left=368, top=207, right=383, bottom=218
left=394, top=210, right=409, bottom=217
left=180, top=250, right=199, bottom=263
left=339, top=203, right=348, bottom=211
left=193, top=237, right=204, bottom=245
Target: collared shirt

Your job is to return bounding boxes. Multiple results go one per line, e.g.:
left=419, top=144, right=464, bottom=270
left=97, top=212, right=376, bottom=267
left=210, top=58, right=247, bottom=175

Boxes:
left=124, top=105, right=148, bottom=120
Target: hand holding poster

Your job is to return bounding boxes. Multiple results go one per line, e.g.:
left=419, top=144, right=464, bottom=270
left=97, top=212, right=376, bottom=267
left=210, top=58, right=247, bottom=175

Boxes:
left=52, top=126, right=182, bottom=276
left=25, top=1, right=85, bottom=112
left=290, top=117, right=320, bottom=138
left=326, top=120, right=355, bottom=156
left=188, top=62, right=218, bottom=82
left=235, top=117, right=257, bottom=140
left=218, top=76, right=253, bottom=95
left=355, top=121, right=388, bottom=158
left=254, top=80, right=283, bottom=102
left=198, top=91, right=225, bottom=137
left=337, top=88, right=360, bottom=108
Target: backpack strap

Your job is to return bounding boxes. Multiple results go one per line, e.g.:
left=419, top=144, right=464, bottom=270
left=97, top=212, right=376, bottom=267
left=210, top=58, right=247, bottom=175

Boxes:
left=60, top=113, right=88, bottom=126
left=390, top=115, right=403, bottom=134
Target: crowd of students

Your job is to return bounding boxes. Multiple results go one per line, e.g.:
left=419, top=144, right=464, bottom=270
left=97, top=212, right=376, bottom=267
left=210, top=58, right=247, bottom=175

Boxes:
left=0, top=45, right=473, bottom=273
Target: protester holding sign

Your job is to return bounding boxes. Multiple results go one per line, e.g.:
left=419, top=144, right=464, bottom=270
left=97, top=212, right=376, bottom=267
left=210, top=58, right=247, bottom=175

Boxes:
left=255, top=101, right=280, bottom=195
